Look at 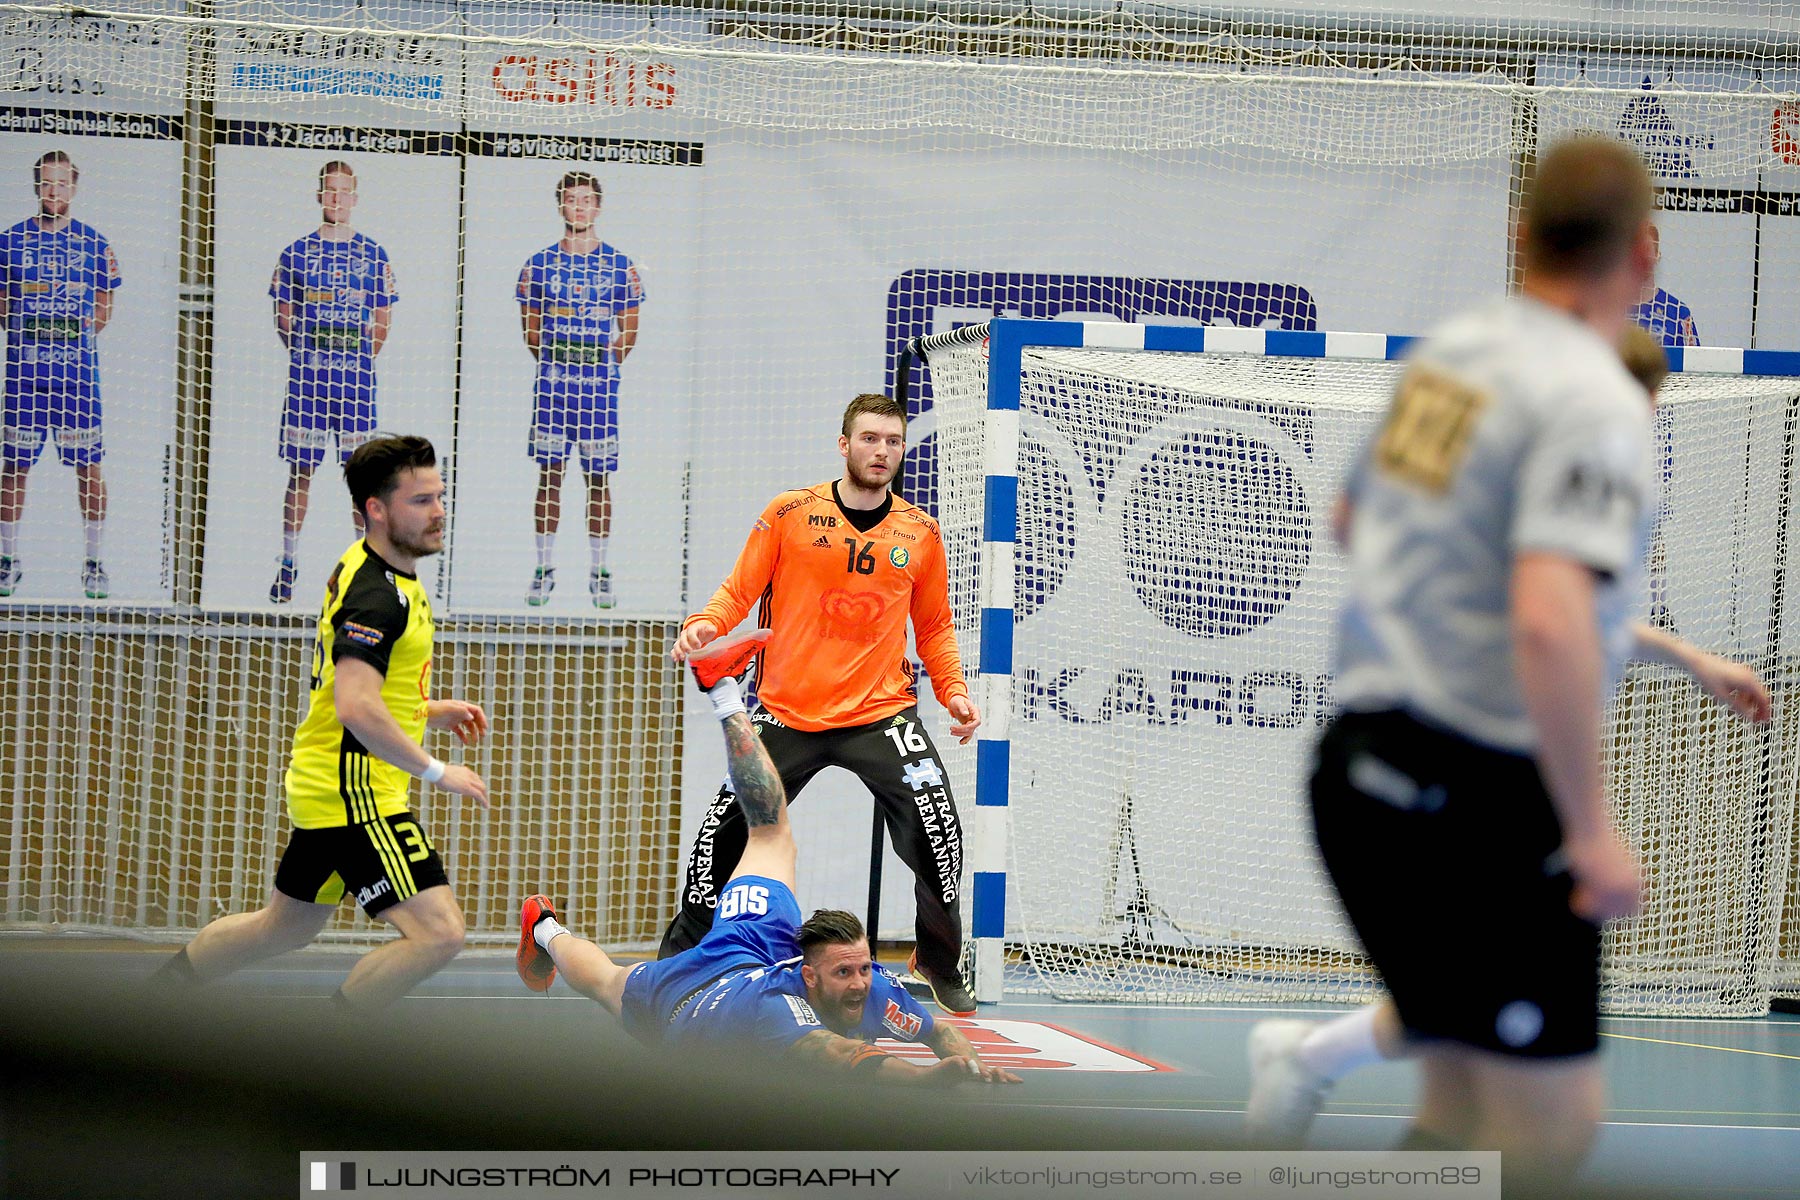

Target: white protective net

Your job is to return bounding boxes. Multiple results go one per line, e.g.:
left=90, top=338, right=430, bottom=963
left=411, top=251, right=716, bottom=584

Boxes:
left=923, top=333, right=1800, bottom=1015
left=0, top=0, right=1798, bottom=984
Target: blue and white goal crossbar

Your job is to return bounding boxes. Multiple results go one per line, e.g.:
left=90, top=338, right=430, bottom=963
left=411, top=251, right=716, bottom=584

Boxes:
left=948, top=317, right=1800, bottom=1002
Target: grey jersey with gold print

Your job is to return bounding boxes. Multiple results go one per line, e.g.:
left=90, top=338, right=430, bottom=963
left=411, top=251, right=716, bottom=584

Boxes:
left=1333, top=296, right=1655, bottom=753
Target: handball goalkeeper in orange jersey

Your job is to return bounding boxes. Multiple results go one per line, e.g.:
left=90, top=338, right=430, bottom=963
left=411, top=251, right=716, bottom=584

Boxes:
left=665, top=393, right=983, bottom=1015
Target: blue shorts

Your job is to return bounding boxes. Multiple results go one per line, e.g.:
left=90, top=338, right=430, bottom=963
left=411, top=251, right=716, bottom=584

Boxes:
left=3, top=386, right=103, bottom=468
left=529, top=369, right=618, bottom=473
left=618, top=875, right=801, bottom=1044
left=279, top=391, right=378, bottom=469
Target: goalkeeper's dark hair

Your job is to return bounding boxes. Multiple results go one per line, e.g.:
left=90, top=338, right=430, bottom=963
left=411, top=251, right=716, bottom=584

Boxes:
left=344, top=435, right=437, bottom=519
left=841, top=393, right=906, bottom=438
left=557, top=171, right=602, bottom=202
left=798, top=909, right=868, bottom=961
left=1618, top=324, right=1670, bottom=398
left=1521, top=135, right=1655, bottom=276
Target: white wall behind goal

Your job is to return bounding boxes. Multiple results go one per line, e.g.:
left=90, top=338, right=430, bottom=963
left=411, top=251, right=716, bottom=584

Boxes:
left=677, top=131, right=1511, bottom=925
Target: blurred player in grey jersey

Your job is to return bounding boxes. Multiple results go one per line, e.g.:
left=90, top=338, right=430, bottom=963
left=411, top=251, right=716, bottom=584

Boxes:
left=1245, top=137, right=1770, bottom=1184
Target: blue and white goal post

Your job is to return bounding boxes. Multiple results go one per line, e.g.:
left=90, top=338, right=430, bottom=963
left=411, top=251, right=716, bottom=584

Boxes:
left=910, top=317, right=1800, bottom=1014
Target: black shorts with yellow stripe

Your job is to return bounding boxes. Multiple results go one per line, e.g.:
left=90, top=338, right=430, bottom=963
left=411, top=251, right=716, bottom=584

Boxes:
left=274, top=811, right=449, bottom=918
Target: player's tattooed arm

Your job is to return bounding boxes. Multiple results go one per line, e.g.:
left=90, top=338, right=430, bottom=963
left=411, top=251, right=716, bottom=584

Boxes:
left=722, top=712, right=783, bottom=827
left=788, top=1029, right=862, bottom=1071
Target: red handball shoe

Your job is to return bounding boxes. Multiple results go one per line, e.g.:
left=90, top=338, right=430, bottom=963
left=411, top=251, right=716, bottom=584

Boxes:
left=687, top=627, right=773, bottom=691
left=516, top=894, right=561, bottom=992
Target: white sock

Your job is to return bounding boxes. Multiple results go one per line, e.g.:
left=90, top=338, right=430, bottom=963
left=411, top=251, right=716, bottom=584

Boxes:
left=709, top=676, right=745, bottom=721
left=84, top=520, right=103, bottom=562
left=1297, top=1005, right=1385, bottom=1081
left=533, top=916, right=569, bottom=950
left=590, top=535, right=608, bottom=574
left=536, top=534, right=555, bottom=571
left=281, top=531, right=300, bottom=562
left=0, top=520, right=17, bottom=560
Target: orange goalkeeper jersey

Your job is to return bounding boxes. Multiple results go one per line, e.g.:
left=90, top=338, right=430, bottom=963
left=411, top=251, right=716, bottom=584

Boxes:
left=688, top=481, right=970, bottom=731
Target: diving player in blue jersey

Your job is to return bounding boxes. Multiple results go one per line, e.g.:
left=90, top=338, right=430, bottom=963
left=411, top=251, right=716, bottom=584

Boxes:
left=514, top=628, right=1020, bottom=1084
left=268, top=160, right=397, bottom=604
left=0, top=151, right=121, bottom=599
left=516, top=171, right=642, bottom=609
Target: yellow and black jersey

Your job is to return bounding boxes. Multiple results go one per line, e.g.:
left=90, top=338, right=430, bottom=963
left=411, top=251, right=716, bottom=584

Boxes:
left=285, top=540, right=433, bottom=829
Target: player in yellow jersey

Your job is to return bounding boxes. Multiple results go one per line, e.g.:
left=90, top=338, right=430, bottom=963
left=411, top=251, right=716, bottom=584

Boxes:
left=153, top=435, right=491, bottom=1008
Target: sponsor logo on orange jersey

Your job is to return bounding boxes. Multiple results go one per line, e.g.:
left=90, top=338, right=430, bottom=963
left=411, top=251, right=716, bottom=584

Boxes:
left=817, top=589, right=884, bottom=644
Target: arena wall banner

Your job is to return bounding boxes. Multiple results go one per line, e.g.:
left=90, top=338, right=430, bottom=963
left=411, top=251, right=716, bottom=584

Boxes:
left=447, top=2, right=703, bottom=618
left=451, top=135, right=702, bottom=618
left=0, top=13, right=183, bottom=608
left=197, top=2, right=463, bottom=610
left=211, top=1, right=464, bottom=127
left=198, top=124, right=461, bottom=611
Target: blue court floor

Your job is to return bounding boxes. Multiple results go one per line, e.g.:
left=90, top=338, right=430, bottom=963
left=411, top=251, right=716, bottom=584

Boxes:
left=30, top=942, right=1795, bottom=1198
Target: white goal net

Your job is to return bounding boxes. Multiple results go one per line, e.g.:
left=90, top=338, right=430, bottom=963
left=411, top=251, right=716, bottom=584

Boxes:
left=924, top=329, right=1800, bottom=1016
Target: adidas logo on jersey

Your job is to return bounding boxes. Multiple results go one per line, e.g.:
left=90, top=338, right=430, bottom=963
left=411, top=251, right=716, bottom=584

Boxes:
left=812, top=535, right=832, bottom=549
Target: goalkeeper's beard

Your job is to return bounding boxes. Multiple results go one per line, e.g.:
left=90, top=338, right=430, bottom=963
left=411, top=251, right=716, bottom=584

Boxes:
left=845, top=460, right=893, bottom=494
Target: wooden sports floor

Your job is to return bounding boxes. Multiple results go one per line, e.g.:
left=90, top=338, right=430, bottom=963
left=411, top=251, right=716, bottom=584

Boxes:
left=8, top=943, right=1792, bottom=1198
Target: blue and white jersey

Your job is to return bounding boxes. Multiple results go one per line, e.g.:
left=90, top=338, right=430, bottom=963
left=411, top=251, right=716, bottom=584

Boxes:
left=669, top=958, right=935, bottom=1056
left=0, top=217, right=119, bottom=394
left=515, top=241, right=642, bottom=382
left=1632, top=287, right=1698, bottom=348
left=617, top=875, right=937, bottom=1058
left=270, top=231, right=396, bottom=401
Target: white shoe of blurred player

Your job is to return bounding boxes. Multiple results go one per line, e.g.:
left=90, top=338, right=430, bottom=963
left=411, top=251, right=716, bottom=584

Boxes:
left=1246, top=1019, right=1332, bottom=1147
left=589, top=567, right=614, bottom=609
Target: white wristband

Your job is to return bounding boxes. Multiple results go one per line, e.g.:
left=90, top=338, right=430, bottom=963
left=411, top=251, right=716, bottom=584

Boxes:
left=419, top=757, right=447, bottom=784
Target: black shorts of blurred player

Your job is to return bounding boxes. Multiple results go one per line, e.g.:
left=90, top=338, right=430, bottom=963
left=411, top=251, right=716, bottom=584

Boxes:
left=660, top=705, right=964, bottom=987
left=273, top=810, right=451, bottom=918
left=1311, top=709, right=1600, bottom=1060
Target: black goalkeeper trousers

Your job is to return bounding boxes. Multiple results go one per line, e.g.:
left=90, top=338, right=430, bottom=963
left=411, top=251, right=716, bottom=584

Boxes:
left=658, top=704, right=966, bottom=980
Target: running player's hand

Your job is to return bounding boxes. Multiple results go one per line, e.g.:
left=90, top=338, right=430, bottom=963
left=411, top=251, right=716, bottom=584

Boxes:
left=1691, top=653, right=1772, bottom=724
left=428, top=699, right=490, bottom=745
left=671, top=621, right=718, bottom=664
left=946, top=695, right=981, bottom=745
left=435, top=763, right=491, bottom=810
left=1566, top=829, right=1640, bottom=922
